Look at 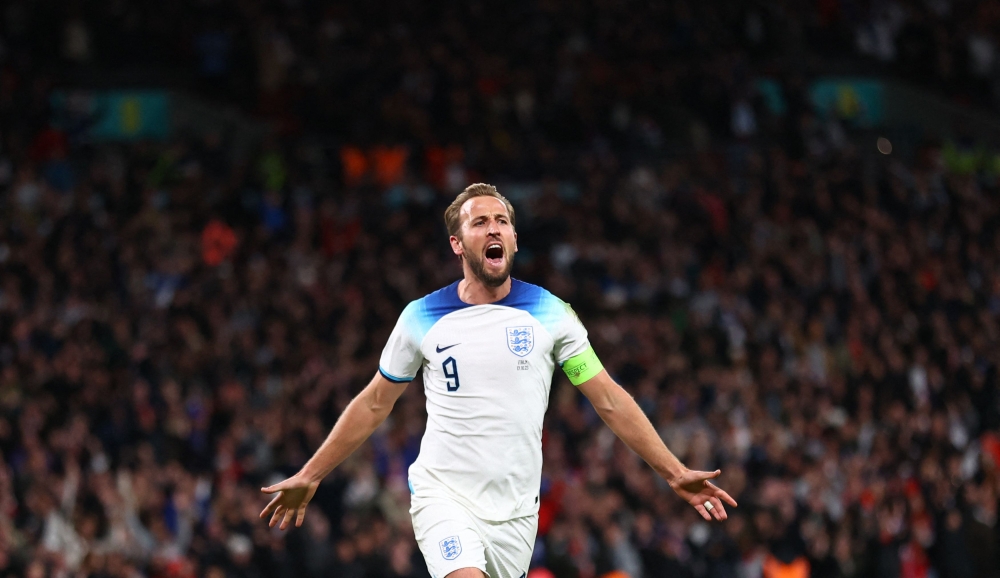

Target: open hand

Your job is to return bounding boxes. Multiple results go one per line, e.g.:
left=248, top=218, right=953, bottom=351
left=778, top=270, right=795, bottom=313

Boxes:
left=668, top=469, right=738, bottom=521
left=259, top=473, right=320, bottom=530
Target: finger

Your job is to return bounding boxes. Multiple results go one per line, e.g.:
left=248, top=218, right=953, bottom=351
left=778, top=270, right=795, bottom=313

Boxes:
left=709, top=496, right=727, bottom=520
left=295, top=506, right=307, bottom=527
left=261, top=481, right=288, bottom=494
left=694, top=502, right=712, bottom=521
left=683, top=469, right=722, bottom=484
left=701, top=469, right=722, bottom=480
left=269, top=506, right=286, bottom=528
left=279, top=506, right=295, bottom=530
left=714, top=487, right=738, bottom=508
left=260, top=494, right=282, bottom=519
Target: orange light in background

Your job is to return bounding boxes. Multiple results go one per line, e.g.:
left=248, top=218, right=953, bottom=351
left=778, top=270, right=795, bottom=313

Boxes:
left=340, top=146, right=369, bottom=187
left=372, top=145, right=409, bottom=188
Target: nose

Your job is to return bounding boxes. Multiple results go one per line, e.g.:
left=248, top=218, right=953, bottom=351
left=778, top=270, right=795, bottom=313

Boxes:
left=487, top=220, right=500, bottom=236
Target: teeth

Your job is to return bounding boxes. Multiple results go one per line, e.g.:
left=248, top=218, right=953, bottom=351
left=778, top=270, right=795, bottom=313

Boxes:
left=488, top=244, right=501, bottom=250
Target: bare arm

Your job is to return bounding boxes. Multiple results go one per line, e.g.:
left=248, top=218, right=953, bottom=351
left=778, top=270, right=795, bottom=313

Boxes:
left=260, top=371, right=409, bottom=529
left=577, top=369, right=737, bottom=521
left=300, top=372, right=409, bottom=480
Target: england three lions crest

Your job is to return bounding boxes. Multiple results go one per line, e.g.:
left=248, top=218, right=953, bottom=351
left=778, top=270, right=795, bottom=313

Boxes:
left=506, top=326, right=534, bottom=357
left=439, top=536, right=462, bottom=560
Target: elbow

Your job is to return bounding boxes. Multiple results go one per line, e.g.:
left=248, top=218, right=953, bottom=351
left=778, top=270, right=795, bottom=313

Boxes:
left=364, top=388, right=394, bottom=417
left=593, top=392, right=622, bottom=418
left=593, top=385, right=634, bottom=420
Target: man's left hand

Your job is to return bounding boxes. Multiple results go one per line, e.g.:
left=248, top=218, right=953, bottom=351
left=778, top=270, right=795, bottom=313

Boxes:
left=668, top=469, right=738, bottom=521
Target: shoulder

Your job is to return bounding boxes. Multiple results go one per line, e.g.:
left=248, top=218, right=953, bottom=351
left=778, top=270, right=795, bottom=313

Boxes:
left=397, top=281, right=468, bottom=337
left=498, top=278, right=552, bottom=308
left=416, top=280, right=470, bottom=318
left=500, top=279, right=575, bottom=329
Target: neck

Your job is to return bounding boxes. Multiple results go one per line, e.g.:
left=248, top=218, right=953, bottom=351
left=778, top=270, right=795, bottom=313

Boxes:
left=458, top=272, right=512, bottom=304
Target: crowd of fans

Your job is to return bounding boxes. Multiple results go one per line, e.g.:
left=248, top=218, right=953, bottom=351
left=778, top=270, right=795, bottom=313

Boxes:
left=7, top=0, right=1000, bottom=150
left=2, top=1, right=1000, bottom=578
left=1, top=94, right=1000, bottom=578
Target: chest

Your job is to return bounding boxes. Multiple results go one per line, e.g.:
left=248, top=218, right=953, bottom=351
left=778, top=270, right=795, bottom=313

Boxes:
left=419, top=307, right=555, bottom=395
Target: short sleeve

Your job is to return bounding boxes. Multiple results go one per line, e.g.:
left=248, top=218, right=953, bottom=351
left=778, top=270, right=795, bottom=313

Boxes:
left=550, top=300, right=591, bottom=365
left=378, top=301, right=425, bottom=382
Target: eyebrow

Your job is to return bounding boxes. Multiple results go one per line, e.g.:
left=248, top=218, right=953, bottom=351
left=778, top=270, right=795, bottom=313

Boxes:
left=471, top=212, right=510, bottom=221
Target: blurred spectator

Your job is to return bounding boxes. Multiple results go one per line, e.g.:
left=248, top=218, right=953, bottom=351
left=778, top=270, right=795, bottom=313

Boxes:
left=1, top=2, right=1000, bottom=578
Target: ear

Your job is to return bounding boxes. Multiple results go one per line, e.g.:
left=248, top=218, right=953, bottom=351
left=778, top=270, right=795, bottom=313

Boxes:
left=513, top=231, right=518, bottom=253
left=449, top=235, right=463, bottom=257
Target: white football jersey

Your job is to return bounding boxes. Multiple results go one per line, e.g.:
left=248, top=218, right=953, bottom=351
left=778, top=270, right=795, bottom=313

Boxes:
left=379, top=279, right=591, bottom=521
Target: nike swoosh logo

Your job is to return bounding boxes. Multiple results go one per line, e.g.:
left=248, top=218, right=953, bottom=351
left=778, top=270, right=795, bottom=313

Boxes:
left=436, top=343, right=459, bottom=353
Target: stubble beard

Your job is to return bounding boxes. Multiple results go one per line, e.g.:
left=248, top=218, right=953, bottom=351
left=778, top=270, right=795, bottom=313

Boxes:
left=465, top=250, right=514, bottom=288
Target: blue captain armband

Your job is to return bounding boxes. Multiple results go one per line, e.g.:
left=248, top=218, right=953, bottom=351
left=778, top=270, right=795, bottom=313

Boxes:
left=561, top=347, right=604, bottom=386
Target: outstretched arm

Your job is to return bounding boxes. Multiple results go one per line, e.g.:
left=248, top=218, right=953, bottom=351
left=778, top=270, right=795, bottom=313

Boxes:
left=259, top=371, right=409, bottom=530
left=577, top=369, right=737, bottom=521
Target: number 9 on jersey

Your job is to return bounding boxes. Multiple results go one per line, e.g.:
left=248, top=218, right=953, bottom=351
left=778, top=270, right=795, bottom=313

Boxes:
left=443, top=357, right=460, bottom=392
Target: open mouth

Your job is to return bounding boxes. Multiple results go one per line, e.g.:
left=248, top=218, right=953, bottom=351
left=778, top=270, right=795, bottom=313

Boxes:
left=485, top=243, right=504, bottom=266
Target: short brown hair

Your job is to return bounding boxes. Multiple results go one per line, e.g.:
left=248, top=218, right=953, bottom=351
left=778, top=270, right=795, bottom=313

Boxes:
left=443, top=183, right=516, bottom=238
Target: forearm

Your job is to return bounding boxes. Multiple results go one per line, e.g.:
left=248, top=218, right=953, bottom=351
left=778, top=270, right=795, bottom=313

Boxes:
left=586, top=377, right=686, bottom=482
left=299, top=377, right=400, bottom=482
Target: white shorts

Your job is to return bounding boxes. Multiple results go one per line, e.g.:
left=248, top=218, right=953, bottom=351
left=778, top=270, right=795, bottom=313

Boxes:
left=410, top=494, right=537, bottom=578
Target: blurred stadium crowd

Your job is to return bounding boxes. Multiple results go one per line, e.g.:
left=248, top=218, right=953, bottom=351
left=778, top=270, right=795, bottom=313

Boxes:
left=3, top=1, right=1000, bottom=578
left=10, top=0, right=1000, bottom=140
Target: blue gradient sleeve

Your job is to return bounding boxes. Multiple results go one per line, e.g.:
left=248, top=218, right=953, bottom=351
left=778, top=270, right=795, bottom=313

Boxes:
left=536, top=292, right=591, bottom=364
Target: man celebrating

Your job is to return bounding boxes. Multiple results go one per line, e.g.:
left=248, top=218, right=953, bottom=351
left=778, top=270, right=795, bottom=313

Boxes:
left=260, top=184, right=737, bottom=578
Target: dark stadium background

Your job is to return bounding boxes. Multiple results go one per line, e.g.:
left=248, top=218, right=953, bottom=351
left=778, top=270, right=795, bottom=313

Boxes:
left=2, top=1, right=1000, bottom=577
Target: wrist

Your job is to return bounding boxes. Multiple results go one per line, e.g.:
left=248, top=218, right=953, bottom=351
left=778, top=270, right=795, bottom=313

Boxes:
left=298, top=463, right=327, bottom=484
left=661, top=465, right=688, bottom=487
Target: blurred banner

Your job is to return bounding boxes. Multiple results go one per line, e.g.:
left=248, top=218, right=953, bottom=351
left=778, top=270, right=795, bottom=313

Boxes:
left=50, top=90, right=171, bottom=141
left=49, top=90, right=268, bottom=160
left=809, top=78, right=885, bottom=127
left=756, top=77, right=885, bottom=128
left=756, top=77, right=1000, bottom=144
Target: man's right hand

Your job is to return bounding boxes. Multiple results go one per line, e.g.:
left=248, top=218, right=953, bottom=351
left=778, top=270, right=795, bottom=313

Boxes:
left=258, top=372, right=408, bottom=531
left=259, top=473, right=320, bottom=530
